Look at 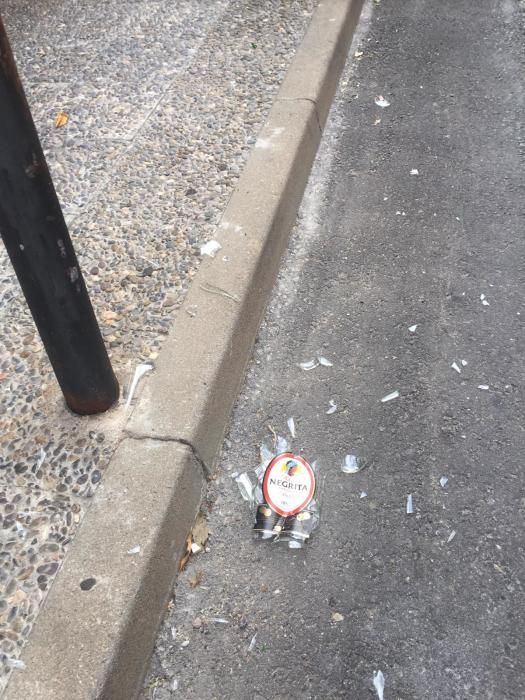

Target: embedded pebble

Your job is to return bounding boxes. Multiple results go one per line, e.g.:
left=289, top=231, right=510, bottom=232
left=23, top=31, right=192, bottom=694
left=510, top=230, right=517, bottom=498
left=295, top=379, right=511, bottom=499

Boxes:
left=79, top=578, right=97, bottom=592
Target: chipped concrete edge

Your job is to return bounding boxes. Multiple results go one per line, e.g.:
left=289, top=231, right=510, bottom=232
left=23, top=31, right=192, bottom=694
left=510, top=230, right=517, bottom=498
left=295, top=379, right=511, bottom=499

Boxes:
left=5, top=1, right=365, bottom=698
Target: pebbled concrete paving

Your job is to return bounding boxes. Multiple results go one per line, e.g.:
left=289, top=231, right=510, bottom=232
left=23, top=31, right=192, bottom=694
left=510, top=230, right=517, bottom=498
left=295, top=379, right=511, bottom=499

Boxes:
left=143, top=0, right=524, bottom=698
left=0, top=0, right=316, bottom=688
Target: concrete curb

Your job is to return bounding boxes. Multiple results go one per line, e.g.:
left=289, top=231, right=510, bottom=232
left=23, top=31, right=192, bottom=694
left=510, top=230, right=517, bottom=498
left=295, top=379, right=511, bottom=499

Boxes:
left=5, top=1, right=364, bottom=698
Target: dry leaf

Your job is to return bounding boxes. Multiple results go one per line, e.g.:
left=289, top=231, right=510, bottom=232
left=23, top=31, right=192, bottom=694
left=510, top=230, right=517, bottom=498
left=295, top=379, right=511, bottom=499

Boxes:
left=180, top=514, right=209, bottom=571
left=191, top=513, right=209, bottom=548
left=188, top=571, right=203, bottom=588
left=100, top=310, right=119, bottom=323
left=54, top=111, right=69, bottom=128
left=179, top=534, right=192, bottom=571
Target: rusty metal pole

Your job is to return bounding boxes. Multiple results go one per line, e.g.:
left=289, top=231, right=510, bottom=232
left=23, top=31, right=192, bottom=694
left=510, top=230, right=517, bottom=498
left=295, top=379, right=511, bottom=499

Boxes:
left=0, top=17, right=119, bottom=415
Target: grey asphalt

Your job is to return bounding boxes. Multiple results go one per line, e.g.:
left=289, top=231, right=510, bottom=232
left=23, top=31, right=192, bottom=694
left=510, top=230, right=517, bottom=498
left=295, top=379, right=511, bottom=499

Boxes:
left=143, top=0, right=524, bottom=698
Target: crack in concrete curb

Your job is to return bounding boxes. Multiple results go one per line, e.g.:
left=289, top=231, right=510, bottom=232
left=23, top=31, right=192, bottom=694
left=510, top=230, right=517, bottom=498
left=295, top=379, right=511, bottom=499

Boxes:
left=125, top=430, right=212, bottom=479
left=277, top=96, right=323, bottom=132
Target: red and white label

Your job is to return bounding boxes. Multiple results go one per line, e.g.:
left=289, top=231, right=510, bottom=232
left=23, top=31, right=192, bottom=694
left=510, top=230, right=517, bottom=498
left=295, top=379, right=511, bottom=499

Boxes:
left=262, top=453, right=315, bottom=517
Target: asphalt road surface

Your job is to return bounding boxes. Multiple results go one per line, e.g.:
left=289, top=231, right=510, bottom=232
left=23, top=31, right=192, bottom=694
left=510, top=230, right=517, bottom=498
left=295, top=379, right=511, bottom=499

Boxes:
left=143, top=0, right=524, bottom=697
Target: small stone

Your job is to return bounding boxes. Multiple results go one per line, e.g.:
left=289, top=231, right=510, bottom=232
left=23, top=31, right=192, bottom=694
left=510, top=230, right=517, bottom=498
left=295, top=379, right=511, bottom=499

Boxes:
left=10, top=589, right=27, bottom=605
left=36, top=562, right=58, bottom=576
left=80, top=577, right=97, bottom=591
left=17, top=566, right=34, bottom=581
left=192, top=616, right=202, bottom=629
left=331, top=612, right=344, bottom=622
left=163, top=294, right=177, bottom=308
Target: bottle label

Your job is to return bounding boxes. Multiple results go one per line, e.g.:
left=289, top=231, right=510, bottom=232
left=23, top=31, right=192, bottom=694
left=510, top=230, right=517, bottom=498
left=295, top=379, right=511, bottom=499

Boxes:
left=262, top=452, right=315, bottom=517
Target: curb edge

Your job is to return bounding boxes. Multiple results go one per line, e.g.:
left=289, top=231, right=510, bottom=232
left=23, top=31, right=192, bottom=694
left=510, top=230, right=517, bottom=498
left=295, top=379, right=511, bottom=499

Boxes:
left=5, top=1, right=365, bottom=697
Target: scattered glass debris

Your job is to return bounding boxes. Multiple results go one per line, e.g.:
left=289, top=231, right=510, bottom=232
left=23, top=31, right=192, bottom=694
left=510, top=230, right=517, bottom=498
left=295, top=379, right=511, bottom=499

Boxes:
left=236, top=434, right=321, bottom=548
left=360, top=491, right=367, bottom=499
left=478, top=384, right=489, bottom=391
left=480, top=294, right=490, bottom=306
left=298, top=356, right=333, bottom=370
left=374, top=95, right=390, bottom=108
left=36, top=448, right=46, bottom=469
left=354, top=50, right=363, bottom=58
left=127, top=545, right=141, bottom=555
left=234, top=472, right=256, bottom=502
left=408, top=324, right=418, bottom=333
left=287, top=417, right=296, bottom=439
left=341, top=454, right=366, bottom=474
left=374, top=118, right=382, bottom=125
left=274, top=435, right=288, bottom=454
left=381, top=390, right=399, bottom=403
left=209, top=618, right=229, bottom=625
left=451, top=362, right=461, bottom=374
left=461, top=359, right=468, bottom=366
left=200, top=240, right=222, bottom=257
left=298, top=359, right=319, bottom=371
left=326, top=399, right=337, bottom=415
left=410, top=168, right=419, bottom=175
left=180, top=640, right=190, bottom=649
left=125, top=362, right=154, bottom=409
left=447, top=530, right=456, bottom=543
left=440, top=476, right=448, bottom=487
left=373, top=670, right=385, bottom=700
left=248, top=634, right=257, bottom=652
left=190, top=543, right=202, bottom=554
left=5, top=657, right=26, bottom=671
left=331, top=612, right=344, bottom=622
left=406, top=494, right=414, bottom=515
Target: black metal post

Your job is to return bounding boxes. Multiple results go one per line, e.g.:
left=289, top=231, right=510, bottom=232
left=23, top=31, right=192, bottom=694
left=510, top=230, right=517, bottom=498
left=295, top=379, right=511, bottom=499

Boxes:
left=0, top=17, right=119, bottom=415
